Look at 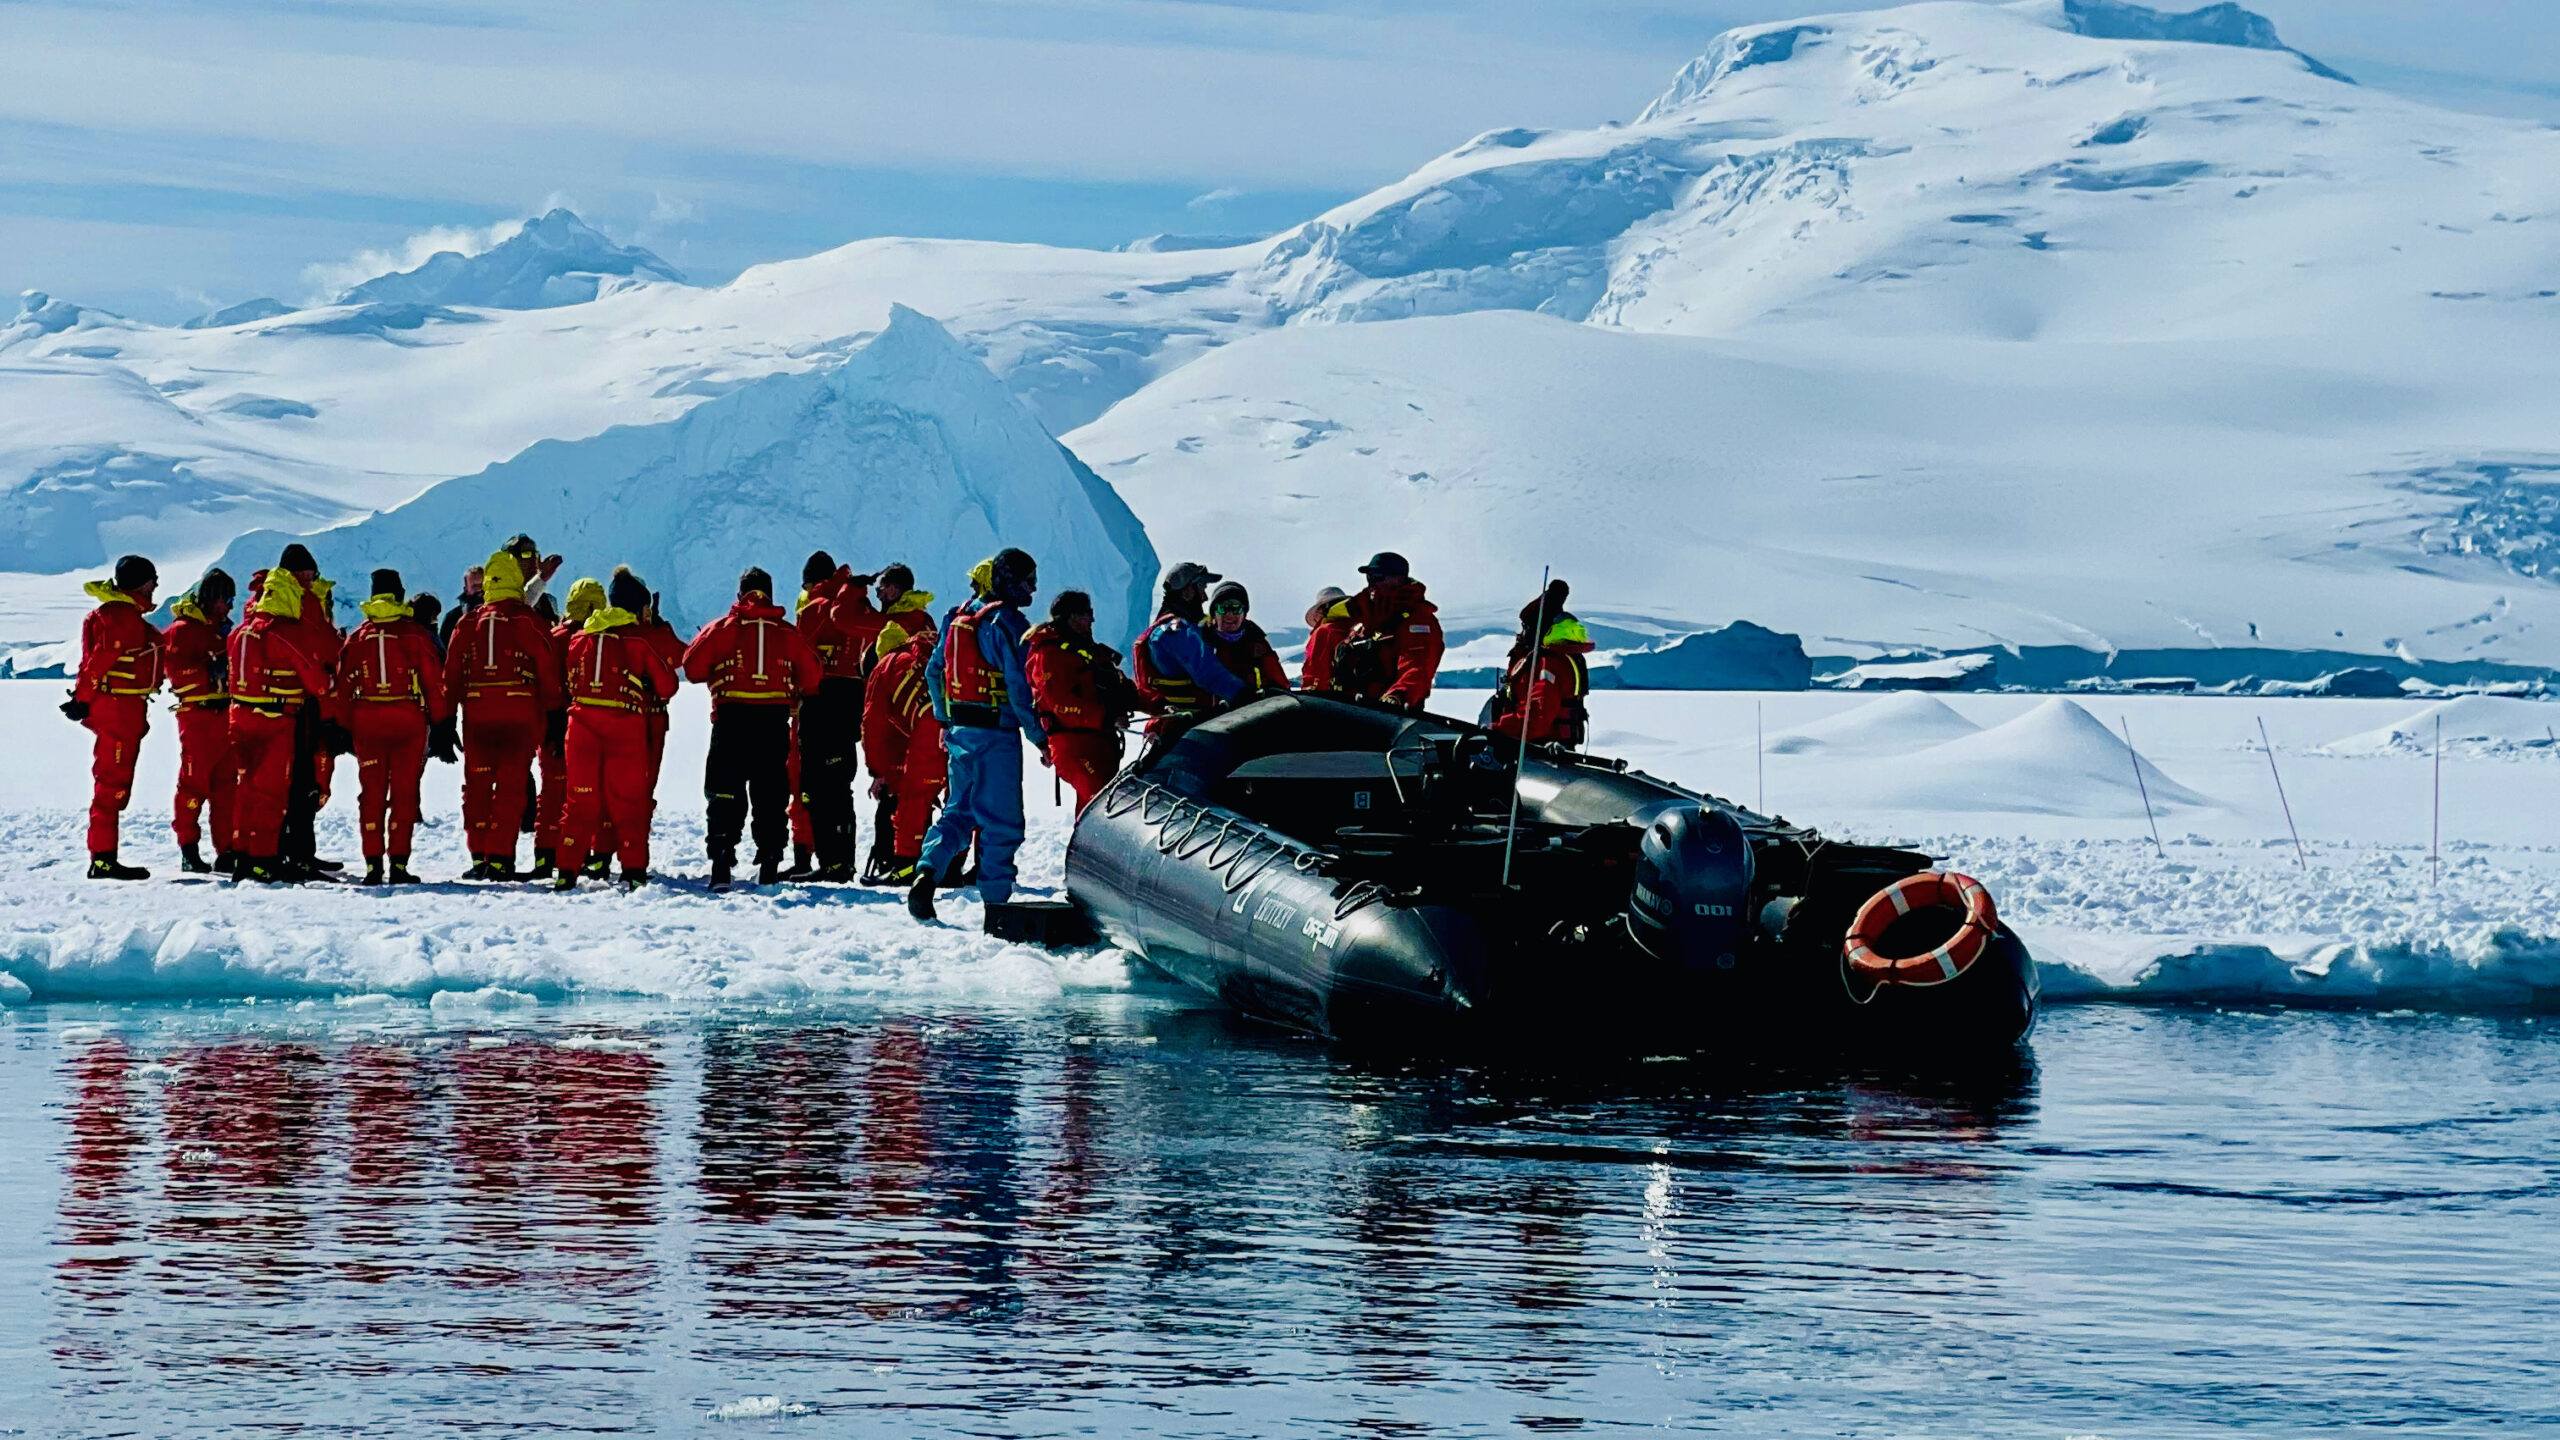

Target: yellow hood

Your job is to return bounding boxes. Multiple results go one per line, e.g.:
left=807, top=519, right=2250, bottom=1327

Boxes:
left=583, top=606, right=639, bottom=634
left=82, top=580, right=141, bottom=607
left=256, top=569, right=306, bottom=619
left=172, top=595, right=211, bottom=625
left=873, top=590, right=935, bottom=657
left=483, top=550, right=527, bottom=603
left=967, top=559, right=994, bottom=599
left=360, top=595, right=413, bottom=622
left=564, top=576, right=605, bottom=627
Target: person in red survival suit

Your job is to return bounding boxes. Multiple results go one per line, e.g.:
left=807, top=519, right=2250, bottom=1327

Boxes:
left=1333, top=551, right=1445, bottom=711
left=335, top=568, right=449, bottom=885
left=856, top=566, right=933, bottom=881
left=1024, top=589, right=1157, bottom=814
left=1489, top=579, right=1596, bottom=749
left=530, top=577, right=606, bottom=880
left=682, top=566, right=822, bottom=890
left=227, top=569, right=336, bottom=884
left=860, top=624, right=946, bottom=883
left=1200, top=581, right=1291, bottom=697
left=64, top=554, right=163, bottom=879
left=556, top=569, right=680, bottom=891
left=791, top=552, right=889, bottom=881
left=617, top=567, right=688, bottom=799
left=265, top=543, right=346, bottom=874
left=441, top=549, right=564, bottom=880
left=1298, top=586, right=1351, bottom=691
left=162, top=568, right=237, bottom=875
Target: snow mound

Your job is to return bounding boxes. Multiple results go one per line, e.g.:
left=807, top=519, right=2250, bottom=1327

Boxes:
left=210, top=306, right=1159, bottom=641
left=0, top=362, right=352, bottom=570
left=339, top=210, right=686, bottom=310
left=1864, top=698, right=2212, bottom=815
left=2327, top=695, right=2560, bottom=757
left=183, top=298, right=290, bottom=330
left=1767, top=692, right=1982, bottom=755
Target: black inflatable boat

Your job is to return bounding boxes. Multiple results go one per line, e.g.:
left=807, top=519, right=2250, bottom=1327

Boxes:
left=1061, top=694, right=2036, bottom=1055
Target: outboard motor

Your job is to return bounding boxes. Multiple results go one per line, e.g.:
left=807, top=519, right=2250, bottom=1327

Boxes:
left=1627, top=803, right=1754, bottom=973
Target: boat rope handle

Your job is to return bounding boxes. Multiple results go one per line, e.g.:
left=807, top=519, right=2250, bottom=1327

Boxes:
left=1155, top=805, right=1210, bottom=855
left=1334, top=879, right=1387, bottom=921
left=1174, top=813, right=1229, bottom=861
left=1293, top=850, right=1323, bottom=873
left=1220, top=838, right=1287, bottom=894
left=1101, top=779, right=1148, bottom=819
left=1203, top=819, right=1252, bottom=869
left=1139, top=786, right=1184, bottom=827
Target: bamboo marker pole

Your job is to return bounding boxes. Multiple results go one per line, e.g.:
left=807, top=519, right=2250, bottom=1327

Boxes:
left=2257, top=716, right=2306, bottom=869
left=1756, top=699, right=1765, bottom=815
left=2121, top=716, right=2164, bottom=857
left=2431, top=713, right=2443, bottom=888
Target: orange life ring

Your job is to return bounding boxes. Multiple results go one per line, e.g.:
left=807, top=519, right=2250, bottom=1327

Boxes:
left=1843, top=871, right=1999, bottom=988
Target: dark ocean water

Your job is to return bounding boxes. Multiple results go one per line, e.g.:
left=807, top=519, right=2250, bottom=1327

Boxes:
left=2, top=995, right=2554, bottom=1437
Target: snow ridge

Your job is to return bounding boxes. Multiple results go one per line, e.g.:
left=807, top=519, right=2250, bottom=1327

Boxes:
left=338, top=210, right=685, bottom=310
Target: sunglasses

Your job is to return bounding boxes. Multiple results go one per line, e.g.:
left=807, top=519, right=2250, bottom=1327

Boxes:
left=1210, top=600, right=1247, bottom=616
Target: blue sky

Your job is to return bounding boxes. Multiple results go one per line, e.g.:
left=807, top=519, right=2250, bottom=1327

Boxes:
left=7, top=0, right=2558, bottom=323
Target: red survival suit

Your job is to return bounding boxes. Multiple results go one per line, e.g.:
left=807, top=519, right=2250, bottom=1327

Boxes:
left=1301, top=603, right=1355, bottom=692
left=791, top=566, right=889, bottom=866
left=1024, top=622, right=1152, bottom=813
left=441, top=554, right=564, bottom=871
left=1206, top=620, right=1291, bottom=697
left=861, top=625, right=946, bottom=866
left=533, top=580, right=604, bottom=867
left=226, top=572, right=335, bottom=867
left=72, top=581, right=163, bottom=858
left=162, top=590, right=234, bottom=861
left=558, top=605, right=679, bottom=879
left=335, top=599, right=448, bottom=864
left=1490, top=613, right=1596, bottom=747
left=1337, top=579, right=1446, bottom=709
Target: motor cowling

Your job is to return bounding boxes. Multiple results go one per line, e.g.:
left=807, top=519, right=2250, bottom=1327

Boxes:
left=1627, top=803, right=1754, bottom=972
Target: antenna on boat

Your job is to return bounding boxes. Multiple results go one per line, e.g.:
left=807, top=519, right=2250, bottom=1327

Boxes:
left=1500, top=566, right=1552, bottom=890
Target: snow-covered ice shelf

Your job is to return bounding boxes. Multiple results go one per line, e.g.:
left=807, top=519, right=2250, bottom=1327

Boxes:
left=2, top=685, right=2552, bottom=1014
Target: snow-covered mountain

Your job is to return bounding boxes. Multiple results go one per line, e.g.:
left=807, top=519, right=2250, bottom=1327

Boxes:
left=337, top=209, right=686, bottom=310
left=209, top=308, right=1159, bottom=641
left=5, top=0, right=2559, bottom=679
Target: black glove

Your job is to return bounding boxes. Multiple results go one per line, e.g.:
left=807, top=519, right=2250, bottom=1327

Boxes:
left=59, top=697, right=90, bottom=724
left=320, top=719, right=357, bottom=756
left=544, top=707, right=567, bottom=747
left=428, top=716, right=461, bottom=765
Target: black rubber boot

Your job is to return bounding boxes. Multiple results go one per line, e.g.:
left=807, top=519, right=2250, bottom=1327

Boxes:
left=906, top=868, right=937, bottom=923
left=523, top=849, right=556, bottom=882
left=180, top=841, right=212, bottom=875
left=620, top=869, right=648, bottom=893
left=757, top=854, right=782, bottom=887
left=362, top=857, right=385, bottom=886
left=245, top=855, right=298, bottom=885
left=308, top=857, right=344, bottom=873
left=388, top=857, right=420, bottom=885
left=87, top=851, right=149, bottom=881
left=215, top=850, right=242, bottom=877
left=708, top=851, right=735, bottom=893
left=583, top=854, right=610, bottom=879
left=781, top=844, right=816, bottom=881
left=552, top=871, right=577, bottom=894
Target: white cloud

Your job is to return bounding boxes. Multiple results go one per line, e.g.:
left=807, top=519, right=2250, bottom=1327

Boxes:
left=297, top=217, right=525, bottom=303
left=1187, top=186, right=1247, bottom=210
left=648, top=191, right=699, bottom=226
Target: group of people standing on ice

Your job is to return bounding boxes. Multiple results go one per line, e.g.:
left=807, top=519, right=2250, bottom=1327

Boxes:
left=65, top=537, right=1596, bottom=931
